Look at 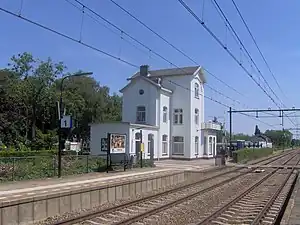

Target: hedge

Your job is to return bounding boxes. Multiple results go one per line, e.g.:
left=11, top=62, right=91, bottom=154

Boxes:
left=232, top=148, right=274, bottom=163
left=0, top=150, right=58, bottom=157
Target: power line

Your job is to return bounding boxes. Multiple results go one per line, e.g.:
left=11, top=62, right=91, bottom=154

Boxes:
left=0, top=8, right=139, bottom=68
left=177, top=0, right=297, bottom=128
left=211, top=0, right=285, bottom=109
left=211, top=0, right=297, bottom=127
left=0, top=4, right=279, bottom=130
left=231, top=0, right=287, bottom=99
left=0, top=5, right=233, bottom=111
left=108, top=0, right=245, bottom=97
left=66, top=0, right=246, bottom=109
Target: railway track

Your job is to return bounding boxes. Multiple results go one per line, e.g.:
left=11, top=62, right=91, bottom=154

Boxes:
left=196, top=169, right=297, bottom=225
left=50, top=150, right=299, bottom=225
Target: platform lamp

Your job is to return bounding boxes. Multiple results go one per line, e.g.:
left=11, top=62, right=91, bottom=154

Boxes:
left=57, top=72, right=93, bottom=178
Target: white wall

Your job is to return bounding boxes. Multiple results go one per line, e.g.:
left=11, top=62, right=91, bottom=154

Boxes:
left=122, top=78, right=159, bottom=126
left=162, top=75, right=192, bottom=158
left=158, top=91, right=171, bottom=159
left=190, top=75, right=204, bottom=158
left=202, top=129, right=217, bottom=158
left=90, top=123, right=130, bottom=155
left=129, top=126, right=159, bottom=159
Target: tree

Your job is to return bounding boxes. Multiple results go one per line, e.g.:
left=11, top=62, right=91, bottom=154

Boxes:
left=264, top=129, right=293, bottom=147
left=254, top=125, right=261, bottom=136
left=0, top=53, right=122, bottom=150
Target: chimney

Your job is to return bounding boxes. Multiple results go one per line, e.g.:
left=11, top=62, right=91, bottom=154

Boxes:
left=140, top=65, right=149, bottom=77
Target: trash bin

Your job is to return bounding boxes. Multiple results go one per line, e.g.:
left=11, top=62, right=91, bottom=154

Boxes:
left=215, top=155, right=226, bottom=166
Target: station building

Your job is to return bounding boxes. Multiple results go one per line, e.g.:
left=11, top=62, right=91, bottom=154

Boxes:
left=90, top=65, right=221, bottom=159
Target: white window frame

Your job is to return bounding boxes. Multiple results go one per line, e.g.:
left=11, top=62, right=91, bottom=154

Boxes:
left=194, top=83, right=199, bottom=99
left=136, top=106, right=146, bottom=123
left=209, top=136, right=213, bottom=155
left=173, top=109, right=183, bottom=125
left=147, top=134, right=154, bottom=156
left=195, top=108, right=199, bottom=125
left=204, top=136, right=207, bottom=155
left=195, top=136, right=199, bottom=155
left=172, top=136, right=184, bottom=155
left=163, top=106, right=168, bottom=123
left=162, top=134, right=168, bottom=155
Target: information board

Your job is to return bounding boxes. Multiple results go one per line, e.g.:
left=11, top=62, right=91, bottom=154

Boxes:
left=109, top=133, right=126, bottom=154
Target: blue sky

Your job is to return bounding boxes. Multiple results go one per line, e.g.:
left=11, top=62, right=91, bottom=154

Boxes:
left=1, top=0, right=300, bottom=135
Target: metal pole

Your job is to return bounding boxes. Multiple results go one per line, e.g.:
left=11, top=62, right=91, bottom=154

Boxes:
left=58, top=78, right=64, bottom=178
left=229, top=107, right=232, bottom=157
left=57, top=72, right=93, bottom=178
left=140, top=130, right=143, bottom=168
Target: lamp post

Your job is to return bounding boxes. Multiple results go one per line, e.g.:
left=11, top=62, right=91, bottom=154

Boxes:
left=58, top=72, right=93, bottom=178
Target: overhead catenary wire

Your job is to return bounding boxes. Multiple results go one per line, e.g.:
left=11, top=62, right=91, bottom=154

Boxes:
left=107, top=0, right=245, bottom=98
left=211, top=0, right=297, bottom=128
left=211, top=0, right=285, bottom=109
left=66, top=0, right=247, bottom=109
left=0, top=5, right=234, bottom=111
left=0, top=8, right=139, bottom=68
left=177, top=0, right=297, bottom=128
left=230, top=0, right=298, bottom=129
left=231, top=0, right=287, bottom=99
left=0, top=4, right=279, bottom=130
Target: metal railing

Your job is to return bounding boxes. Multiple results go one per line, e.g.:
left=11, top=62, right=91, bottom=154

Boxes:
left=0, top=155, right=107, bottom=182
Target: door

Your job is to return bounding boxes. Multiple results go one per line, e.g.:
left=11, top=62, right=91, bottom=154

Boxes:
left=135, top=133, right=141, bottom=157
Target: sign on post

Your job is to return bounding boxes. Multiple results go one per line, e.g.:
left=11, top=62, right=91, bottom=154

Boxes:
left=109, top=133, right=126, bottom=154
left=141, top=143, right=144, bottom=152
left=60, top=115, right=72, bottom=129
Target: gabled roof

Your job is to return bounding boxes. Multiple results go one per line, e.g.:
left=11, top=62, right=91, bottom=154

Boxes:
left=119, top=75, right=172, bottom=94
left=250, top=134, right=272, bottom=143
left=128, top=66, right=206, bottom=83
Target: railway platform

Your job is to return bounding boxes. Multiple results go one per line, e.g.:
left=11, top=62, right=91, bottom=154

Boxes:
left=282, top=174, right=300, bottom=225
left=0, top=163, right=216, bottom=225
left=0, top=167, right=176, bottom=199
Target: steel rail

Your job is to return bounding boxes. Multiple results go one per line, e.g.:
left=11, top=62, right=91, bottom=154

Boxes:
left=53, top=150, right=299, bottom=225
left=197, top=156, right=300, bottom=225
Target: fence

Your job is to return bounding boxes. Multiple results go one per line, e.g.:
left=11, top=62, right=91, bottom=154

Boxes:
left=0, top=155, right=107, bottom=182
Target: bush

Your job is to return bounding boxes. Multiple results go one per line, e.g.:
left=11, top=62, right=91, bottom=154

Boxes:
left=232, top=148, right=274, bottom=163
left=0, top=150, right=57, bottom=157
left=0, top=155, right=107, bottom=182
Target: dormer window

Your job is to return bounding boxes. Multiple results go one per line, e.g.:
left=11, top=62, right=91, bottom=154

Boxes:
left=136, top=106, right=146, bottom=123
left=195, top=83, right=199, bottom=99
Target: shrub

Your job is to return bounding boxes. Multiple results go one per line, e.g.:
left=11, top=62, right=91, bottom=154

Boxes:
left=232, top=148, right=274, bottom=163
left=0, top=150, right=57, bottom=157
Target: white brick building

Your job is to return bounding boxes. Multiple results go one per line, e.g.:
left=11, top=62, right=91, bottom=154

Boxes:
left=90, top=65, right=220, bottom=159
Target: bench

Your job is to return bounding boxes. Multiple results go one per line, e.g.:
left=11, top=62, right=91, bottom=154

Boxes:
left=108, top=153, right=134, bottom=171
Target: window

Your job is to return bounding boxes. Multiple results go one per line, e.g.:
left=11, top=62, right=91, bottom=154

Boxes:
left=194, top=83, right=199, bottom=98
left=163, top=106, right=168, bottom=123
left=195, top=108, right=199, bottom=125
left=147, top=134, right=154, bottom=155
left=213, top=137, right=216, bottom=156
left=209, top=136, right=213, bottom=155
left=136, top=106, right=146, bottom=123
left=172, top=136, right=184, bottom=155
left=162, top=135, right=168, bottom=155
left=173, top=109, right=183, bottom=125
left=204, top=136, right=207, bottom=155
left=195, top=136, right=199, bottom=155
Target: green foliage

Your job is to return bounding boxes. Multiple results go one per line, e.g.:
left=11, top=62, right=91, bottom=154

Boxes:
left=232, top=148, right=274, bottom=163
left=264, top=129, right=293, bottom=147
left=0, top=155, right=107, bottom=182
left=1, top=52, right=122, bottom=150
left=0, top=150, right=57, bottom=157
